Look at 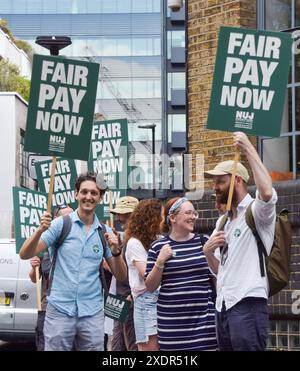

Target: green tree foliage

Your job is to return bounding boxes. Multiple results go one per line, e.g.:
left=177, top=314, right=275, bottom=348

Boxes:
left=0, top=19, right=33, bottom=58
left=0, top=59, right=30, bottom=102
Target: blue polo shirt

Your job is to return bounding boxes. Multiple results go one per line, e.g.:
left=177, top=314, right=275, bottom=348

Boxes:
left=41, top=210, right=112, bottom=317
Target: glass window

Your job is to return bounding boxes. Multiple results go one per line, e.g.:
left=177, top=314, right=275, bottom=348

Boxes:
left=262, top=0, right=299, bottom=181
left=263, top=136, right=293, bottom=181
left=132, top=0, right=147, bottom=12
left=25, top=0, right=42, bottom=13
left=57, top=0, right=70, bottom=13
left=72, top=39, right=88, bottom=57
left=168, top=31, right=185, bottom=58
left=153, top=0, right=161, bottom=12
left=168, top=114, right=186, bottom=142
left=11, top=0, right=26, bottom=13
left=70, top=0, right=87, bottom=13
left=281, top=89, right=293, bottom=134
left=168, top=73, right=186, bottom=100
left=86, top=39, right=102, bottom=56
left=0, top=1, right=11, bottom=12
left=102, top=38, right=117, bottom=56
left=265, top=0, right=291, bottom=30
left=117, top=0, right=131, bottom=13
left=297, top=136, right=300, bottom=178
left=116, top=39, right=131, bottom=56
left=289, top=321, right=300, bottom=332
left=296, top=87, right=300, bottom=131
left=296, top=0, right=300, bottom=27
left=132, top=38, right=154, bottom=56
left=86, top=0, right=101, bottom=13
left=103, top=0, right=117, bottom=13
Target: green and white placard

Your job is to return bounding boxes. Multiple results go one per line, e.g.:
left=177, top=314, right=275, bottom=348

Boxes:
left=207, top=26, right=292, bottom=137
left=88, top=119, right=128, bottom=220
left=13, top=187, right=47, bottom=253
left=35, top=157, right=78, bottom=210
left=24, top=54, right=99, bottom=160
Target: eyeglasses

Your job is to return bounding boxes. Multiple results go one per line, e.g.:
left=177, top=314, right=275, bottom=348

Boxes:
left=177, top=210, right=199, bottom=218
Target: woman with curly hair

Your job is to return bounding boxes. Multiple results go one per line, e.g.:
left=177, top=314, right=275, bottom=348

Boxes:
left=145, top=197, right=217, bottom=351
left=125, top=198, right=163, bottom=351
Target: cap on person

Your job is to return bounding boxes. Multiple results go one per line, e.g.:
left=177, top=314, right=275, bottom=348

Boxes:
left=110, top=196, right=139, bottom=215
left=205, top=160, right=250, bottom=183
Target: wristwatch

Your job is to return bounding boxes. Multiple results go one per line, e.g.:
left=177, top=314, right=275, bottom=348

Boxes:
left=111, top=248, right=122, bottom=257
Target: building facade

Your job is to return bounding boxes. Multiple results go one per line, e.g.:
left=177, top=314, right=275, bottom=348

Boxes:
left=188, top=0, right=300, bottom=351
left=0, top=0, right=187, bottom=199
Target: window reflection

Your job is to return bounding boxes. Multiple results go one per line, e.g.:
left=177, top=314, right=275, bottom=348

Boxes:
left=167, top=31, right=185, bottom=59
left=296, top=88, right=300, bottom=131
left=297, top=136, right=300, bottom=179
left=296, top=0, right=300, bottom=27
left=168, top=114, right=186, bottom=142
left=265, top=0, right=291, bottom=30
left=263, top=136, right=293, bottom=181
left=168, top=73, right=186, bottom=100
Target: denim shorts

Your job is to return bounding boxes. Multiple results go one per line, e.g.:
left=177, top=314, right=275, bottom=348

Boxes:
left=134, top=291, right=158, bottom=344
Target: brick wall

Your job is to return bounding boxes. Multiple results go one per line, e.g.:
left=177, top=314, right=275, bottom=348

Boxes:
left=194, top=180, right=300, bottom=318
left=187, top=0, right=257, bottom=188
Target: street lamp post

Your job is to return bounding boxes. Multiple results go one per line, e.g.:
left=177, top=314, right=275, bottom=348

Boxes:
left=35, top=36, right=72, bottom=56
left=138, top=124, right=156, bottom=198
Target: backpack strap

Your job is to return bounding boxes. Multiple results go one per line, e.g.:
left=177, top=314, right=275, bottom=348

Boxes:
left=47, top=215, right=72, bottom=295
left=245, top=201, right=268, bottom=277
left=98, top=222, right=109, bottom=294
left=218, top=214, right=228, bottom=255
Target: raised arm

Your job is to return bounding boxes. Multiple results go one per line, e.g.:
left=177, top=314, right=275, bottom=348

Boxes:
left=234, top=132, right=273, bottom=202
left=105, top=231, right=127, bottom=282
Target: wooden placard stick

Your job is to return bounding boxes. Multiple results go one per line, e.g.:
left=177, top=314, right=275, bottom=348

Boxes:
left=47, top=156, right=57, bottom=213
left=109, top=191, right=114, bottom=229
left=35, top=266, right=42, bottom=311
left=226, top=150, right=240, bottom=212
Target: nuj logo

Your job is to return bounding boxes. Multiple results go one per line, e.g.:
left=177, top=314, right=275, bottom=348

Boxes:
left=50, top=135, right=66, bottom=144
left=236, top=111, right=255, bottom=122
left=106, top=296, right=125, bottom=309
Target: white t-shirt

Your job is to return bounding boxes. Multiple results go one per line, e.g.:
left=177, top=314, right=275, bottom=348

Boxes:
left=125, top=237, right=148, bottom=299
left=214, top=189, right=278, bottom=312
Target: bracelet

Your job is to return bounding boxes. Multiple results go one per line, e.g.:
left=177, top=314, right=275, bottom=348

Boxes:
left=155, top=261, right=164, bottom=270
left=111, top=248, right=122, bottom=257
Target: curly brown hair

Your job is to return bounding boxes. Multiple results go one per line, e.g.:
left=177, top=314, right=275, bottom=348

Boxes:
left=125, top=198, right=162, bottom=251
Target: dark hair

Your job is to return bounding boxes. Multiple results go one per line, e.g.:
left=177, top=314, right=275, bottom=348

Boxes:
left=75, top=171, right=107, bottom=196
left=125, top=198, right=162, bottom=252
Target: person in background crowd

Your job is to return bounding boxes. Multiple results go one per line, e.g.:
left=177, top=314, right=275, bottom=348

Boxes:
left=125, top=198, right=163, bottom=351
left=29, top=204, right=73, bottom=351
left=203, top=132, right=277, bottom=351
left=145, top=197, right=218, bottom=351
left=109, top=196, right=139, bottom=351
left=20, top=171, right=127, bottom=351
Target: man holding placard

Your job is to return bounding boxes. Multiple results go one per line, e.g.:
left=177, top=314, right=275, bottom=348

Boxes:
left=203, top=132, right=277, bottom=351
left=19, top=171, right=127, bottom=351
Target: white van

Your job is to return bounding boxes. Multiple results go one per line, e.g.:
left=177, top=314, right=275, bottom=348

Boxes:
left=0, top=239, right=37, bottom=341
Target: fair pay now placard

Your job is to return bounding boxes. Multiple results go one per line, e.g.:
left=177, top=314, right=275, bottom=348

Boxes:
left=24, top=54, right=99, bottom=160
left=207, top=26, right=292, bottom=137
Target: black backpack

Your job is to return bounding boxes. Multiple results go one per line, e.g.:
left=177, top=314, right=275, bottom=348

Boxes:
left=46, top=215, right=109, bottom=295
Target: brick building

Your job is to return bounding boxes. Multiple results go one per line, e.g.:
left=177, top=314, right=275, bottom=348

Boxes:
left=187, top=0, right=300, bottom=350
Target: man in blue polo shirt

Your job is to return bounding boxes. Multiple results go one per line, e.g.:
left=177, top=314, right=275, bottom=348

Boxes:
left=20, top=171, right=127, bottom=351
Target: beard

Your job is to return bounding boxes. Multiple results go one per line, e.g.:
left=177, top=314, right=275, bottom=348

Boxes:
left=216, top=185, right=238, bottom=208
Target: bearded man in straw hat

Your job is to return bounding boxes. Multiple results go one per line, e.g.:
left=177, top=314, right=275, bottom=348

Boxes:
left=110, top=196, right=139, bottom=351
left=203, top=132, right=277, bottom=351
